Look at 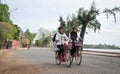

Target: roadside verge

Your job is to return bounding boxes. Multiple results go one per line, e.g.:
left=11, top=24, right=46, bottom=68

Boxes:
left=0, top=49, right=13, bottom=57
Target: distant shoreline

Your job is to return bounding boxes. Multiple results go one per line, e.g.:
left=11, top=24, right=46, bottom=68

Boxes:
left=83, top=44, right=120, bottom=49
left=84, top=48, right=120, bottom=50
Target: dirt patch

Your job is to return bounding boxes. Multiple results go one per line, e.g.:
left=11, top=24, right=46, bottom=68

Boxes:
left=0, top=49, right=15, bottom=58
left=0, top=51, right=44, bottom=74
left=0, top=63, right=43, bottom=74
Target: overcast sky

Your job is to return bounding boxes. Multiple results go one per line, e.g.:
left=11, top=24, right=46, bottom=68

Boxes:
left=4, top=0, right=120, bottom=46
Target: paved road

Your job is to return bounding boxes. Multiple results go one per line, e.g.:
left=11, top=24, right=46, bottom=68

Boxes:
left=0, top=48, right=120, bottom=74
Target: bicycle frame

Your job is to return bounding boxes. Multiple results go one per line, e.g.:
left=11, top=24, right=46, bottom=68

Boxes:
left=57, top=43, right=72, bottom=62
left=70, top=41, right=83, bottom=66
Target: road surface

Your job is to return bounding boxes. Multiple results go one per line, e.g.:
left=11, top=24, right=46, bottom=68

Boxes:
left=0, top=48, right=120, bottom=74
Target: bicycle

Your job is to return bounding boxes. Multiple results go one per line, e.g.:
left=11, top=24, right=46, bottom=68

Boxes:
left=71, top=41, right=82, bottom=66
left=55, top=43, right=72, bottom=67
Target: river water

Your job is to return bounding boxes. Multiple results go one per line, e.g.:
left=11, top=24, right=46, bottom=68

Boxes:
left=84, top=48, right=120, bottom=53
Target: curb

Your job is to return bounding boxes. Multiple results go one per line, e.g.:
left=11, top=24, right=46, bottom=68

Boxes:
left=83, top=50, right=120, bottom=57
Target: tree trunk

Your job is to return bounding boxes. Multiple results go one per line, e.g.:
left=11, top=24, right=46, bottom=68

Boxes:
left=80, top=23, right=87, bottom=50
left=0, top=36, right=3, bottom=49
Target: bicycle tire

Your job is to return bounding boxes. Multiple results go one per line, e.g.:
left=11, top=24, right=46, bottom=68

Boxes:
left=55, top=51, right=61, bottom=65
left=65, top=50, right=72, bottom=67
left=75, top=47, right=82, bottom=66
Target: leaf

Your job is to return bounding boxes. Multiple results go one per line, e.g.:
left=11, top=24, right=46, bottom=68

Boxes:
left=103, top=7, right=120, bottom=22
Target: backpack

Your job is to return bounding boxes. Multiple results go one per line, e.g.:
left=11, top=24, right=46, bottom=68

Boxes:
left=52, top=33, right=57, bottom=42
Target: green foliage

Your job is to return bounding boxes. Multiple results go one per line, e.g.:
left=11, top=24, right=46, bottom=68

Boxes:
left=35, top=28, right=52, bottom=47
left=24, top=29, right=36, bottom=45
left=35, top=40, right=40, bottom=47
left=13, top=25, right=20, bottom=40
left=59, top=1, right=101, bottom=36
left=0, top=22, right=17, bottom=39
left=0, top=22, right=18, bottom=48
left=59, top=16, right=65, bottom=27
left=58, top=1, right=120, bottom=45
left=77, top=1, right=101, bottom=35
left=0, top=3, right=11, bottom=23
left=37, top=27, right=51, bottom=38
left=0, top=3, right=20, bottom=49
left=0, top=3, right=20, bottom=40
left=59, top=15, right=80, bottom=35
left=102, top=7, right=120, bottom=22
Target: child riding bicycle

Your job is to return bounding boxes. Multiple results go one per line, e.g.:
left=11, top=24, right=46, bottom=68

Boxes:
left=69, top=27, right=81, bottom=56
left=53, top=26, right=69, bottom=58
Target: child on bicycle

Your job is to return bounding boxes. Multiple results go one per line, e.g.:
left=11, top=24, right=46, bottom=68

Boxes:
left=55, top=26, right=69, bottom=58
left=69, top=27, right=80, bottom=56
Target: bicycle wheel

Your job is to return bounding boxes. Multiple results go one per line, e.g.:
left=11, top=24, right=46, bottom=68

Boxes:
left=65, top=50, right=72, bottom=67
left=70, top=56, right=74, bottom=63
left=75, top=47, right=82, bottom=66
left=55, top=51, right=61, bottom=65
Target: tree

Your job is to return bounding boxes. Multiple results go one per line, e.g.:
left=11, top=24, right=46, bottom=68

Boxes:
left=77, top=2, right=100, bottom=43
left=83, top=44, right=120, bottom=49
left=59, top=15, right=80, bottom=35
left=59, top=16, right=66, bottom=27
left=35, top=40, right=40, bottom=47
left=0, top=22, right=17, bottom=48
left=77, top=1, right=120, bottom=44
left=35, top=27, right=51, bottom=47
left=37, top=27, right=51, bottom=38
left=0, top=3, right=21, bottom=49
left=0, top=3, right=11, bottom=23
left=24, top=29, right=36, bottom=45
left=59, top=1, right=120, bottom=48
left=12, top=25, right=20, bottom=40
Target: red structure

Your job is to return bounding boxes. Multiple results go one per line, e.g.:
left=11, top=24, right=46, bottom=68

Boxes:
left=12, top=40, right=20, bottom=49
